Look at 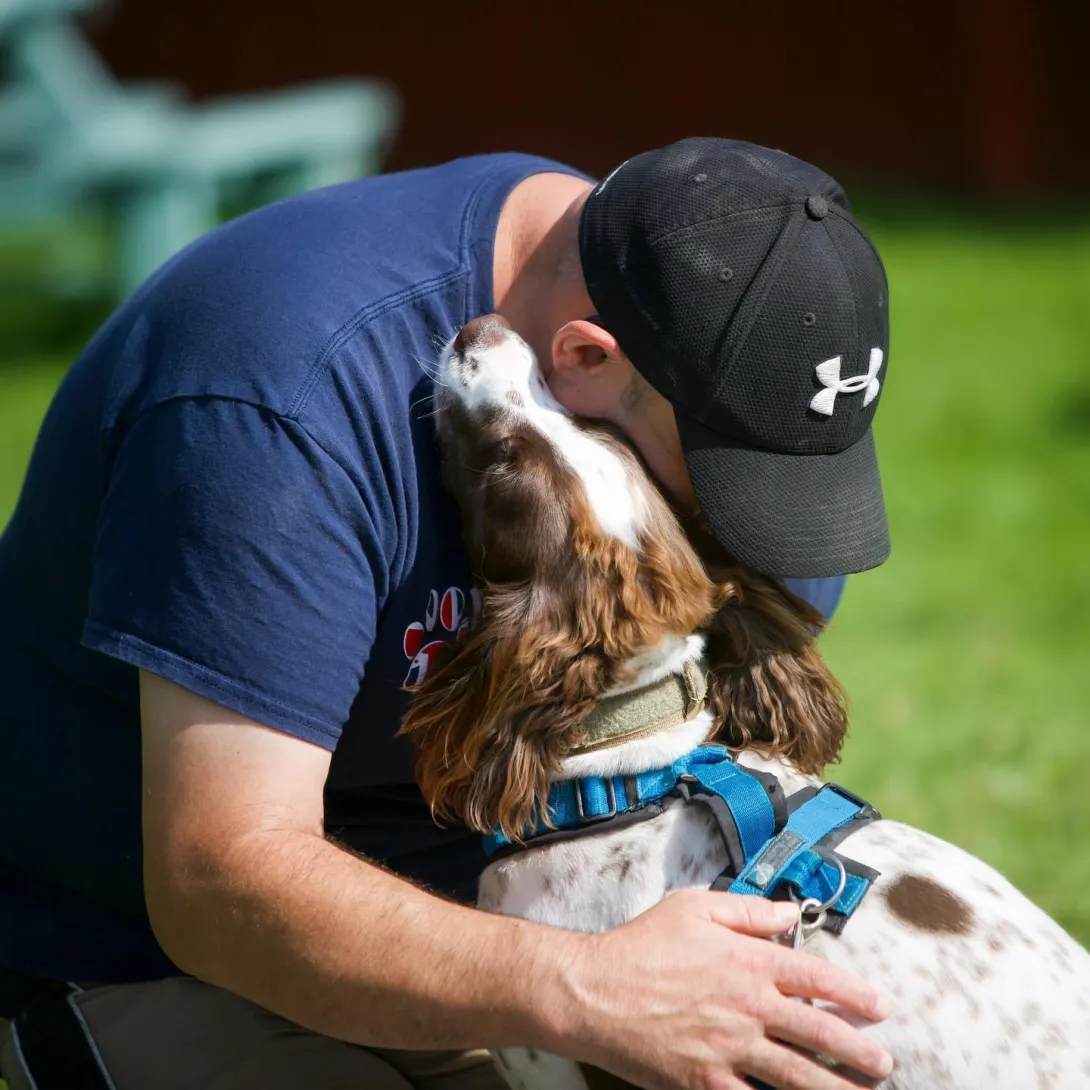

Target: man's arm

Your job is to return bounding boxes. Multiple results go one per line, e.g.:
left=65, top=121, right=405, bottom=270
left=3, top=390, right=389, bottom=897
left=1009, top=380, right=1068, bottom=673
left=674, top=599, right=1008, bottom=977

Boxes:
left=141, top=671, right=893, bottom=1088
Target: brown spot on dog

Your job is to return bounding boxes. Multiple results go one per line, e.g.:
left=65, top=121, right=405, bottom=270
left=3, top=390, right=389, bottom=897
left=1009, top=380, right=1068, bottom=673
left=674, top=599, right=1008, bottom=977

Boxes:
left=599, top=856, right=635, bottom=881
left=884, top=874, right=974, bottom=935
left=1045, top=1024, right=1069, bottom=1049
left=966, top=957, right=990, bottom=982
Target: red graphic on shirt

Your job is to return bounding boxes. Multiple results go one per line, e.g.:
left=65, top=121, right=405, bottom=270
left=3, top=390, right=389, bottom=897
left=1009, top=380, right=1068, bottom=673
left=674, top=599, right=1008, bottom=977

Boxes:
left=403, top=586, right=478, bottom=686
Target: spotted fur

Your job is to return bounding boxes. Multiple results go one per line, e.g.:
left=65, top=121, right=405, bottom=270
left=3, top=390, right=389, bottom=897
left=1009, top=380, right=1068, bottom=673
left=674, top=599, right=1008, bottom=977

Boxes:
left=404, top=316, right=1090, bottom=1089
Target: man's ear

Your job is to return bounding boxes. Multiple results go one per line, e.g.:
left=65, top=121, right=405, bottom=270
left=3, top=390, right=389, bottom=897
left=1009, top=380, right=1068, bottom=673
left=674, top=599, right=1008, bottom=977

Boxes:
left=549, top=320, right=632, bottom=419
left=550, top=319, right=622, bottom=378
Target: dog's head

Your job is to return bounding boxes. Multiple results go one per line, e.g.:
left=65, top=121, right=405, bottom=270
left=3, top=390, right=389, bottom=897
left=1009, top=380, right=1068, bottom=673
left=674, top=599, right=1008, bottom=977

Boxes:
left=400, top=315, right=847, bottom=838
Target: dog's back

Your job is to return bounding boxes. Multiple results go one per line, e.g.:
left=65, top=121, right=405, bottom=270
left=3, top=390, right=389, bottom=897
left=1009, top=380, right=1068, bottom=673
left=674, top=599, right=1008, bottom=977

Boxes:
left=481, top=783, right=1090, bottom=1089
left=416, top=317, right=1090, bottom=1088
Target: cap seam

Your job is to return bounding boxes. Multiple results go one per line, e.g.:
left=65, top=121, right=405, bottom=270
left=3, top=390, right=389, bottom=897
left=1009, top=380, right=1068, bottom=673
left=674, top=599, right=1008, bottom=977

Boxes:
left=822, top=206, right=888, bottom=277
left=646, top=197, right=805, bottom=249
left=705, top=209, right=806, bottom=427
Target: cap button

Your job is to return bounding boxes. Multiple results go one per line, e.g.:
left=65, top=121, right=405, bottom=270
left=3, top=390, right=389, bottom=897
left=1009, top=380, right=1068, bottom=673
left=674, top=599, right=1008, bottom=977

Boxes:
left=805, top=195, right=829, bottom=220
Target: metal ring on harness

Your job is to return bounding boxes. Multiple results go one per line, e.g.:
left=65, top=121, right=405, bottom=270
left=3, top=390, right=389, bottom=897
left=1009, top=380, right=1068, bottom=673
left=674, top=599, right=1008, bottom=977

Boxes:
left=790, top=853, right=848, bottom=917
left=786, top=855, right=847, bottom=952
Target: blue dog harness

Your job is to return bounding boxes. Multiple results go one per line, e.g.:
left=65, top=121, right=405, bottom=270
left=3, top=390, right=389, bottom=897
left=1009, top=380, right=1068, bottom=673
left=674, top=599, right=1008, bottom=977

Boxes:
left=483, top=744, right=880, bottom=934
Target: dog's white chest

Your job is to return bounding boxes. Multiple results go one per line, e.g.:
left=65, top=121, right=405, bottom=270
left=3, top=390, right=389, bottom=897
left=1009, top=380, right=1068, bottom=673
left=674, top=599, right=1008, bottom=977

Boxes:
left=478, top=799, right=729, bottom=931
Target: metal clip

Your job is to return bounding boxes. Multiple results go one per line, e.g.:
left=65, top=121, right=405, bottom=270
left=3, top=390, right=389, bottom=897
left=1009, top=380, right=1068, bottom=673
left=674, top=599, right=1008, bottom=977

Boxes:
left=784, top=855, right=848, bottom=957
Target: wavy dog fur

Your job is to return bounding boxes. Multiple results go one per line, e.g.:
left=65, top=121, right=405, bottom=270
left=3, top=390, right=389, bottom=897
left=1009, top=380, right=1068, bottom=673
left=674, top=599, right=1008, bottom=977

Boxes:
left=400, top=411, right=719, bottom=839
left=400, top=394, right=847, bottom=840
left=689, top=522, right=848, bottom=777
left=402, top=317, right=1090, bottom=1090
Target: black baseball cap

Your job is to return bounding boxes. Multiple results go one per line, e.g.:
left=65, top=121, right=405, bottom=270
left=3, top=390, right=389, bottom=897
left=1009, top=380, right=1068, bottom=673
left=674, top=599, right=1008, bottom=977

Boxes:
left=579, top=138, right=891, bottom=579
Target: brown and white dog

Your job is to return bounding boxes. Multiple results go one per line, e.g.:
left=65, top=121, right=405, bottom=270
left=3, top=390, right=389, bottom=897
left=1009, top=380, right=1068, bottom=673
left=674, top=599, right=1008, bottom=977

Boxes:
left=401, top=315, right=1090, bottom=1089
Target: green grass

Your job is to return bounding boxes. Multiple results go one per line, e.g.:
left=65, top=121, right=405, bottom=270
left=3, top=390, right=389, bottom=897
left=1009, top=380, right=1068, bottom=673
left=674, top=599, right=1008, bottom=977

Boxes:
left=1, top=208, right=1089, bottom=950
left=819, top=214, right=1090, bottom=943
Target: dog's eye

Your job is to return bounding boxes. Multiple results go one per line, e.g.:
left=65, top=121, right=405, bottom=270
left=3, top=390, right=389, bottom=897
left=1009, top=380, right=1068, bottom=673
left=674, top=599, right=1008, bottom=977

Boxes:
left=494, top=437, right=517, bottom=464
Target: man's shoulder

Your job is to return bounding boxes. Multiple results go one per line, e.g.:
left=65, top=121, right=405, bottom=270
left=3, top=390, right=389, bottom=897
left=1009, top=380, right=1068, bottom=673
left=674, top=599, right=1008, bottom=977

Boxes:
left=83, top=152, right=582, bottom=423
left=145, top=152, right=580, bottom=311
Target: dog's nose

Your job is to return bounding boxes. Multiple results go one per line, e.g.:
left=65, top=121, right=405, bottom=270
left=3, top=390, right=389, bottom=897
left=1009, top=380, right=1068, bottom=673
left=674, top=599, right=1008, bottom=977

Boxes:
left=453, top=314, right=512, bottom=355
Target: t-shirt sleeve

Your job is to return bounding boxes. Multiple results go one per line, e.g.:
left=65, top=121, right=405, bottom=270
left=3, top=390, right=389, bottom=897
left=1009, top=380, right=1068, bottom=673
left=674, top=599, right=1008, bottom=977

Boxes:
left=783, top=576, right=846, bottom=624
left=82, top=396, right=386, bottom=748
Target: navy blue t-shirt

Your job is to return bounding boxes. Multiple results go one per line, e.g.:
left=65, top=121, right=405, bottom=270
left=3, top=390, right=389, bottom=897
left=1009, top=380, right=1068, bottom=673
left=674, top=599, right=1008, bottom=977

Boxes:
left=0, top=153, right=845, bottom=983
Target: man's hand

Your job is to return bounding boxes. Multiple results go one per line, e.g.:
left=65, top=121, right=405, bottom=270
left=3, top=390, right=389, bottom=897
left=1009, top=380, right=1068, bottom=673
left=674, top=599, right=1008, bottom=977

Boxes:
left=139, top=671, right=891, bottom=1087
left=556, top=891, right=893, bottom=1090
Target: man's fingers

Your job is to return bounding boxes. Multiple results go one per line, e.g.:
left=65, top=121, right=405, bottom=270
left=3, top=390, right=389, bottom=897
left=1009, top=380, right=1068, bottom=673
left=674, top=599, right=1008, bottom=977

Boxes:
left=702, top=891, right=802, bottom=936
left=765, top=944, right=889, bottom=1021
left=744, top=1039, right=885, bottom=1090
left=762, top=994, right=894, bottom=1081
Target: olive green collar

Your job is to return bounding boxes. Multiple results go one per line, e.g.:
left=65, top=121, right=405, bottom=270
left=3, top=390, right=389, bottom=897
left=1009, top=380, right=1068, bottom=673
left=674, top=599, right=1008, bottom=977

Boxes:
left=571, top=659, right=709, bottom=755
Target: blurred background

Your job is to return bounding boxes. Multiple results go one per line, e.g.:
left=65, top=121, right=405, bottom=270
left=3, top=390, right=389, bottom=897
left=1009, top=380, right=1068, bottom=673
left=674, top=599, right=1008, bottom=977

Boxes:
left=1, top=0, right=1088, bottom=950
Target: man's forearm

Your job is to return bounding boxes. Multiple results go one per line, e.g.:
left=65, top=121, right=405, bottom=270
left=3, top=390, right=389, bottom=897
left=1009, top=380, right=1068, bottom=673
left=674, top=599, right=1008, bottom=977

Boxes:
left=146, top=827, right=581, bottom=1051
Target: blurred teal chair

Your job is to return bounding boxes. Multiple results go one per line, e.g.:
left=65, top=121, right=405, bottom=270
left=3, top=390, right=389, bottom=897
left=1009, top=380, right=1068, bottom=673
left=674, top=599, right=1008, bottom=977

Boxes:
left=0, top=0, right=399, bottom=297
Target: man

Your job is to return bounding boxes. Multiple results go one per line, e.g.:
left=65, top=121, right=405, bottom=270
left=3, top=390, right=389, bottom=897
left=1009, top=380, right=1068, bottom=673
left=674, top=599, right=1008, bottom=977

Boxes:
left=0, top=138, right=894, bottom=1089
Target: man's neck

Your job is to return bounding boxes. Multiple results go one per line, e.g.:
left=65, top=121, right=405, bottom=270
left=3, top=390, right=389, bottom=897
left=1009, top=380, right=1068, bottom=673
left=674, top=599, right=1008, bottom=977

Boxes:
left=493, top=173, right=594, bottom=364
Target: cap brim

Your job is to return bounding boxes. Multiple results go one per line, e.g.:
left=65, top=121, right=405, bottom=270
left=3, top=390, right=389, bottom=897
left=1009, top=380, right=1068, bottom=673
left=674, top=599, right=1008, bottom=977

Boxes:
left=676, top=412, right=890, bottom=579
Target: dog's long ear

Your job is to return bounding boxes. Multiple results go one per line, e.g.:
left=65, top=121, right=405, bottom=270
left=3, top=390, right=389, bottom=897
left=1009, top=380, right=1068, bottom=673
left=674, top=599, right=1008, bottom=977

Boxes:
left=398, top=581, right=610, bottom=839
left=400, top=507, right=722, bottom=839
left=692, top=530, right=849, bottom=775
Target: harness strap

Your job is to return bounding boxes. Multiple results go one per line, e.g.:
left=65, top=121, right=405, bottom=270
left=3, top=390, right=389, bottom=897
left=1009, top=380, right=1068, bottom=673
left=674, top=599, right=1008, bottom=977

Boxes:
left=483, top=744, right=776, bottom=858
left=483, top=800, right=671, bottom=863
left=679, top=753, right=778, bottom=861
left=481, top=745, right=881, bottom=935
left=725, top=784, right=877, bottom=917
left=483, top=765, right=677, bottom=856
left=673, top=766, right=788, bottom=879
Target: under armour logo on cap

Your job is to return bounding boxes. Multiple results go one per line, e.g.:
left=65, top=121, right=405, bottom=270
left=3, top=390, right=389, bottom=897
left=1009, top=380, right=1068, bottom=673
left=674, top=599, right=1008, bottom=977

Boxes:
left=809, top=348, right=884, bottom=416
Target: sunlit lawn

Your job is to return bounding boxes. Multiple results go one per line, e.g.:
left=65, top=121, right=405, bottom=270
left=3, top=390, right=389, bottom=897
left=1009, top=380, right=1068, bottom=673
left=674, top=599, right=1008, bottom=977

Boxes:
left=820, top=212, right=1090, bottom=943
left=1, top=205, right=1088, bottom=956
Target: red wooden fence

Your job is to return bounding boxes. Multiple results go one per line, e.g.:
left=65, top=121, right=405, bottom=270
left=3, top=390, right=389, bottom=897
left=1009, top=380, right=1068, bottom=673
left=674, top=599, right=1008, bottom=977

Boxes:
left=87, top=0, right=1089, bottom=197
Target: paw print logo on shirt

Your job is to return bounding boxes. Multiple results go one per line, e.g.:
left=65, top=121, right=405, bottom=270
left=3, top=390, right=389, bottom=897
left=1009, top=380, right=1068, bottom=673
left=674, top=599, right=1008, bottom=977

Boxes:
left=402, top=586, right=477, bottom=685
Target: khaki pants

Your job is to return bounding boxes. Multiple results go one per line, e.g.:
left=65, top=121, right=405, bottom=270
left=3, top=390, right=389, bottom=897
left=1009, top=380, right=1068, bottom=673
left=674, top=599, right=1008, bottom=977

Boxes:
left=0, top=977, right=508, bottom=1090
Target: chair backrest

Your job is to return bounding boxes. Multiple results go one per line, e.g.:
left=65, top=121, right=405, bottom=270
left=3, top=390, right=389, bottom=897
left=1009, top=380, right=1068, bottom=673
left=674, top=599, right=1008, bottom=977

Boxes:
left=0, top=0, right=96, bottom=37
left=5, top=9, right=123, bottom=133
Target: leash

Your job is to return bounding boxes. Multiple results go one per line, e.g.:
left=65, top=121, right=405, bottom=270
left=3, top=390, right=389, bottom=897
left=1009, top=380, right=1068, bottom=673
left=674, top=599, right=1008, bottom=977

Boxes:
left=483, top=744, right=881, bottom=936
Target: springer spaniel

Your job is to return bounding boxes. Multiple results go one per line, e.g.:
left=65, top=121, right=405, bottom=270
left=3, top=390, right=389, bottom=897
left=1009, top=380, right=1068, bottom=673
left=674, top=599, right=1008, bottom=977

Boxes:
left=401, top=315, right=1090, bottom=1089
